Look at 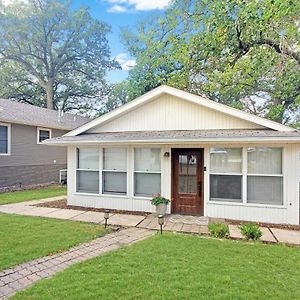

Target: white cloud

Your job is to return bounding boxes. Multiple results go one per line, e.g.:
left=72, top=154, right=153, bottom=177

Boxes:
left=115, top=53, right=136, bottom=70
left=106, top=0, right=171, bottom=12
left=107, top=4, right=128, bottom=13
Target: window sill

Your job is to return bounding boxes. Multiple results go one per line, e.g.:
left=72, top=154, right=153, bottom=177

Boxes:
left=207, top=200, right=287, bottom=209
left=0, top=153, right=10, bottom=156
left=74, top=192, right=129, bottom=199
left=132, top=196, right=152, bottom=200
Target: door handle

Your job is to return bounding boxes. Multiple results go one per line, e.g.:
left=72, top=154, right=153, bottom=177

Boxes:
left=198, top=181, right=202, bottom=197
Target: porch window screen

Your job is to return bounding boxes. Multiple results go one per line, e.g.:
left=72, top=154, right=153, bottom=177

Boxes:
left=102, top=148, right=127, bottom=195
left=247, top=147, right=283, bottom=205
left=76, top=148, right=99, bottom=193
left=210, top=148, right=242, bottom=202
left=134, top=148, right=161, bottom=197
left=0, top=125, right=8, bottom=154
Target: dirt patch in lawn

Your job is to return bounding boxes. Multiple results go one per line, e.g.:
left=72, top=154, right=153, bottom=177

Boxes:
left=35, top=199, right=149, bottom=216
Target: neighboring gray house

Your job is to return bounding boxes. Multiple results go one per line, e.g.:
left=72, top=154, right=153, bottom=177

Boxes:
left=0, top=99, right=91, bottom=189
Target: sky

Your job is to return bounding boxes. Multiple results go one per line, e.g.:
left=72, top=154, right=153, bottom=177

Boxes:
left=71, top=0, right=171, bottom=83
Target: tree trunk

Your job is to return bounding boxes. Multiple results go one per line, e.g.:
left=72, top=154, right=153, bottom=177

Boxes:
left=45, top=80, right=54, bottom=110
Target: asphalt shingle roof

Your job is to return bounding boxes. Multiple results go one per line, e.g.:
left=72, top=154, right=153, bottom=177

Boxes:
left=45, top=129, right=300, bottom=144
left=0, top=98, right=91, bottom=131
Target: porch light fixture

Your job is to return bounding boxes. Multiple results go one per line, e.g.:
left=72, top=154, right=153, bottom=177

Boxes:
left=163, top=152, right=170, bottom=157
left=104, top=209, right=110, bottom=228
left=158, top=214, right=164, bottom=235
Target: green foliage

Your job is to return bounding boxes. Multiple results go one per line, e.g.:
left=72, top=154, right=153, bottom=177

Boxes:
left=118, top=0, right=300, bottom=126
left=0, top=0, right=119, bottom=114
left=150, top=194, right=170, bottom=206
left=240, top=223, right=262, bottom=240
left=208, top=222, right=229, bottom=238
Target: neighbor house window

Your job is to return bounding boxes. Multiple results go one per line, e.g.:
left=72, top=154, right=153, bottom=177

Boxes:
left=102, top=148, right=127, bottom=195
left=0, top=124, right=10, bottom=155
left=247, top=147, right=283, bottom=205
left=210, top=148, right=242, bottom=202
left=76, top=148, right=99, bottom=194
left=37, top=128, right=52, bottom=144
left=134, top=148, right=161, bottom=197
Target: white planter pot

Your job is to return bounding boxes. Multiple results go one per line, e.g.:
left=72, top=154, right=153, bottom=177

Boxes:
left=156, top=203, right=167, bottom=215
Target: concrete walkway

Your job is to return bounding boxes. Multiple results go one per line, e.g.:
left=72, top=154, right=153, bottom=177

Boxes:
left=0, top=197, right=145, bottom=227
left=0, top=228, right=154, bottom=299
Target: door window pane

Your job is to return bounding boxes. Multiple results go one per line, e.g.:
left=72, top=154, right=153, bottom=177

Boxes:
left=103, top=172, right=126, bottom=195
left=247, top=147, right=282, bottom=174
left=210, top=148, right=242, bottom=173
left=179, top=154, right=197, bottom=193
left=0, top=125, right=8, bottom=154
left=247, top=176, right=283, bottom=205
left=210, top=175, right=242, bottom=202
left=134, top=148, right=161, bottom=171
left=77, top=148, right=99, bottom=170
left=103, top=148, right=127, bottom=170
left=134, top=173, right=161, bottom=197
left=76, top=170, right=99, bottom=194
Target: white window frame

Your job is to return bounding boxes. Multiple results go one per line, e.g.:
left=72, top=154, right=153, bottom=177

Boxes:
left=0, top=122, right=11, bottom=156
left=209, top=147, right=243, bottom=203
left=133, top=147, right=162, bottom=198
left=75, top=147, right=100, bottom=194
left=74, top=146, right=129, bottom=198
left=101, top=147, right=128, bottom=196
left=208, top=146, right=285, bottom=208
left=246, top=147, right=284, bottom=206
left=37, top=127, right=52, bottom=144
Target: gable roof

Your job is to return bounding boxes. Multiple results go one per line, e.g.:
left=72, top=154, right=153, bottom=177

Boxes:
left=65, top=85, right=295, bottom=136
left=0, top=98, right=92, bottom=131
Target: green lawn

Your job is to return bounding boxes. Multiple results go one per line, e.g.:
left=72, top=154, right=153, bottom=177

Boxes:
left=0, top=186, right=66, bottom=205
left=14, top=234, right=300, bottom=300
left=0, top=213, right=108, bottom=271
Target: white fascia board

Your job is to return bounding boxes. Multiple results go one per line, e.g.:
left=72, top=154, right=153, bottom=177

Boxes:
left=64, top=85, right=295, bottom=137
left=44, top=136, right=300, bottom=146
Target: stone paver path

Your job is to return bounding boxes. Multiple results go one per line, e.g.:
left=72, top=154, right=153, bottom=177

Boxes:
left=0, top=228, right=154, bottom=299
left=138, top=214, right=209, bottom=234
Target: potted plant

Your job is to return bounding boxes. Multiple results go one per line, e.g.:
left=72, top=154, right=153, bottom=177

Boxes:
left=151, top=193, right=170, bottom=215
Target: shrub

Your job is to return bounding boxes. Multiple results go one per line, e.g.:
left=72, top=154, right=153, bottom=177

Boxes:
left=208, top=223, right=229, bottom=238
left=239, top=223, right=262, bottom=240
left=150, top=194, right=170, bottom=206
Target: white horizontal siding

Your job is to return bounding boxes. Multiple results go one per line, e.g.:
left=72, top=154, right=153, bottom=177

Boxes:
left=67, top=145, right=171, bottom=214
left=67, top=143, right=299, bottom=225
left=87, top=94, right=263, bottom=133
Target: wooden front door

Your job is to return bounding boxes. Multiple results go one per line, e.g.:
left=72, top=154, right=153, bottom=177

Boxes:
left=172, top=149, right=204, bottom=215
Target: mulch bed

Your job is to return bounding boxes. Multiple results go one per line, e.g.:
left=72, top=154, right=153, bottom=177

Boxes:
left=35, top=199, right=149, bottom=216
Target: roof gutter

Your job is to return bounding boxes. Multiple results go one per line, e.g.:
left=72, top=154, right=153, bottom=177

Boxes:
left=44, top=136, right=300, bottom=146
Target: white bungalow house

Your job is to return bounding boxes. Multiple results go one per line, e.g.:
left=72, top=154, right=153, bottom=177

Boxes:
left=45, top=86, right=300, bottom=225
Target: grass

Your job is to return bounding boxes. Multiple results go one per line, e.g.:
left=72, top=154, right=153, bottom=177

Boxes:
left=0, top=213, right=109, bottom=271
left=14, top=233, right=300, bottom=300
left=0, top=186, right=67, bottom=205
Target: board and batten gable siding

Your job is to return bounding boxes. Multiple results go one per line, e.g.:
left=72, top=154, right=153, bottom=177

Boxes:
left=0, top=123, right=67, bottom=167
left=87, top=94, right=264, bottom=133
left=67, top=143, right=300, bottom=225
